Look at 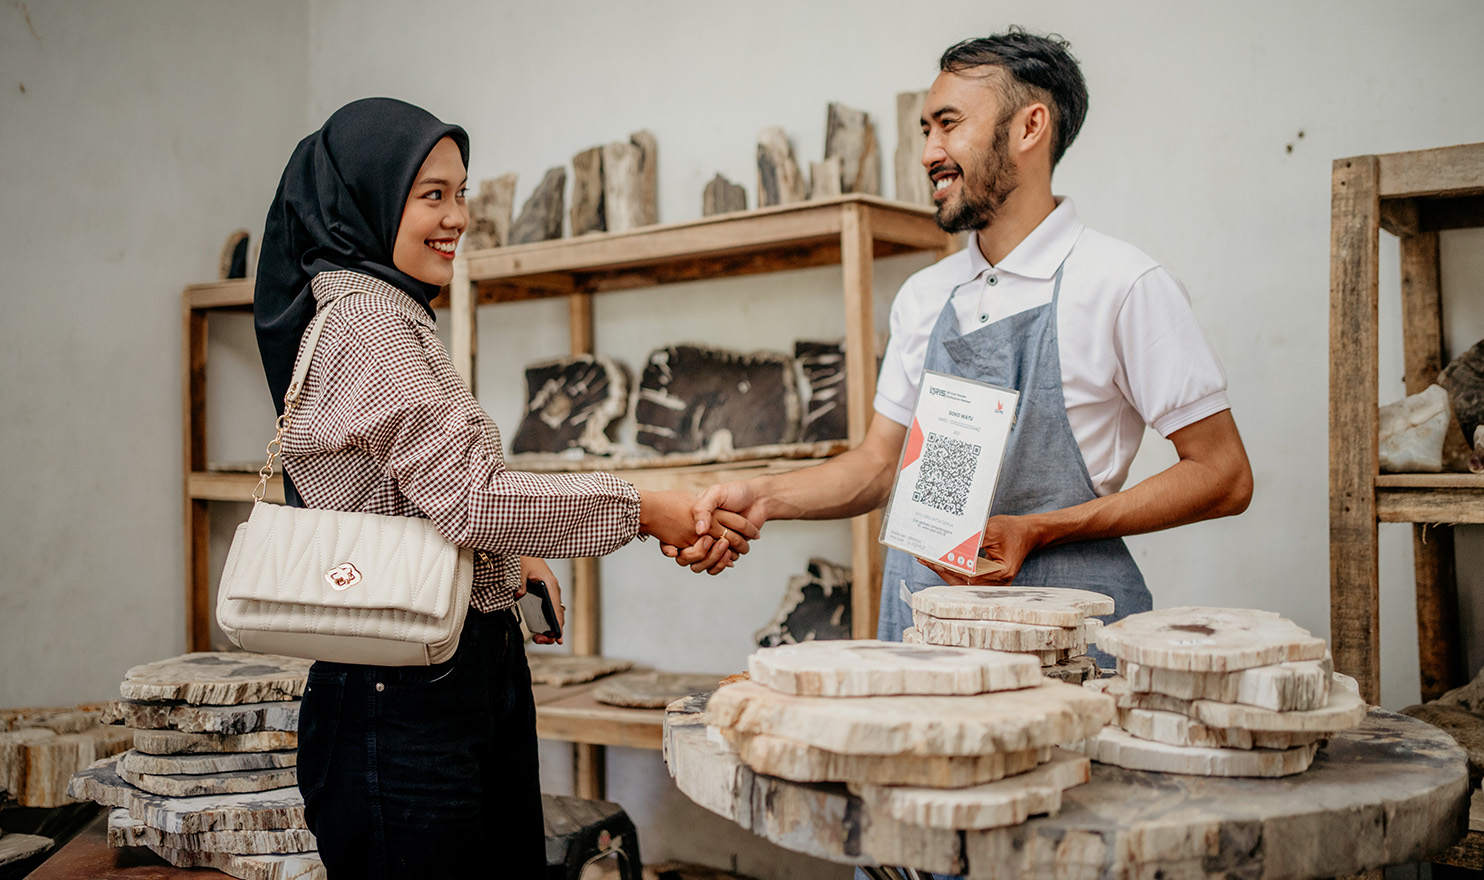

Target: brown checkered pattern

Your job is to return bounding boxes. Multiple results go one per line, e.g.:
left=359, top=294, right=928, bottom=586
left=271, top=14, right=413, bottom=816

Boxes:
left=280, top=270, right=641, bottom=612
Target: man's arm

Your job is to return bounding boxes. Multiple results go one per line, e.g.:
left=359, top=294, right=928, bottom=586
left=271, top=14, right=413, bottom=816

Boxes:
left=922, top=409, right=1253, bottom=585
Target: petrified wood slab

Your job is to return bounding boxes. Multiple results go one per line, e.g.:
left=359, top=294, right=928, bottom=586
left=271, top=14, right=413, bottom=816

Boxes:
left=119, top=653, right=310, bottom=706
left=1114, top=706, right=1325, bottom=751
left=70, top=756, right=307, bottom=833
left=1103, top=673, right=1366, bottom=736
left=602, top=140, right=646, bottom=233
left=911, top=585, right=1115, bottom=627
left=754, top=558, right=851, bottom=648
left=633, top=344, right=799, bottom=455
left=147, top=844, right=325, bottom=880
left=720, top=727, right=1049, bottom=787
left=510, top=354, right=630, bottom=456
left=1096, top=606, right=1327, bottom=672
left=899, top=626, right=1069, bottom=665
left=1042, top=655, right=1101, bottom=684
left=809, top=156, right=842, bottom=199
left=747, top=639, right=1042, bottom=697
left=102, top=699, right=299, bottom=734
left=0, top=705, right=109, bottom=734
left=854, top=748, right=1090, bottom=831
left=895, top=90, right=933, bottom=206
left=569, top=146, right=605, bottom=235
left=0, top=832, right=52, bottom=867
left=1440, top=337, right=1484, bottom=444
left=134, top=729, right=297, bottom=756
left=1118, top=653, right=1333, bottom=711
left=707, top=679, right=1113, bottom=757
left=1073, top=725, right=1319, bottom=778
left=0, top=725, right=133, bottom=807
left=464, top=173, right=517, bottom=250
left=795, top=340, right=847, bottom=443
left=119, top=762, right=297, bottom=798
left=756, top=126, right=807, bottom=208
left=107, top=808, right=317, bottom=855
left=702, top=173, right=746, bottom=216
left=219, top=229, right=250, bottom=280
left=592, top=671, right=724, bottom=709
left=630, top=130, right=658, bottom=227
left=120, top=748, right=296, bottom=777
left=508, top=166, right=566, bottom=245
left=911, top=610, right=1090, bottom=653
left=1399, top=702, right=1484, bottom=784
left=526, top=654, right=633, bottom=686
left=823, top=102, right=880, bottom=195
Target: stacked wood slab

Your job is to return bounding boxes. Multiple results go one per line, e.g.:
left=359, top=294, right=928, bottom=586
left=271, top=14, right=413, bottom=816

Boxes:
left=1073, top=607, right=1368, bottom=777
left=0, top=703, right=132, bottom=808
left=694, top=639, right=1113, bottom=836
left=68, top=652, right=325, bottom=880
left=902, top=585, right=1112, bottom=683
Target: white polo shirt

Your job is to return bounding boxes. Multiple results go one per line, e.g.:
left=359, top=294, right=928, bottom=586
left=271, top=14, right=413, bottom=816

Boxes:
left=874, top=199, right=1230, bottom=497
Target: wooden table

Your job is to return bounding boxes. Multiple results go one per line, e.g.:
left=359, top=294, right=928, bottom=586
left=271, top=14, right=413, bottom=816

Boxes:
left=665, top=693, right=1469, bottom=879
left=23, top=810, right=229, bottom=879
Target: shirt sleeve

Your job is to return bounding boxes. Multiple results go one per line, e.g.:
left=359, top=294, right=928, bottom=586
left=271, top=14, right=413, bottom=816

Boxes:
left=325, top=309, right=642, bottom=558
left=873, top=274, right=923, bottom=427
left=1113, top=266, right=1231, bottom=437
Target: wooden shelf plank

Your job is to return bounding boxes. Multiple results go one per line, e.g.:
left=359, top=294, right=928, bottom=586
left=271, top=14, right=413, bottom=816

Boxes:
left=1375, top=142, right=1484, bottom=199
left=534, top=685, right=662, bottom=750
left=187, top=470, right=283, bottom=504
left=185, top=279, right=254, bottom=310
left=1377, top=488, right=1484, bottom=524
left=1376, top=473, right=1484, bottom=489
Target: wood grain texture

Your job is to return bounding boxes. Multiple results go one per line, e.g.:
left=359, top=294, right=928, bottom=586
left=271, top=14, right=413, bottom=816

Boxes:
left=0, top=725, right=133, bottom=807
left=702, top=174, right=746, bottom=216
left=747, top=639, right=1043, bottom=697
left=911, top=611, right=1091, bottom=653
left=1117, top=654, right=1333, bottom=711
left=570, top=146, right=605, bottom=236
left=119, top=748, right=296, bottom=777
left=1072, top=725, right=1319, bottom=778
left=756, top=127, right=807, bottom=207
left=823, top=103, right=880, bottom=196
left=1097, top=606, right=1326, bottom=672
left=464, top=173, right=516, bottom=249
left=630, top=129, right=658, bottom=227
left=854, top=748, right=1089, bottom=830
left=1114, top=705, right=1325, bottom=751
left=133, top=729, right=297, bottom=756
left=721, top=726, right=1048, bottom=787
left=102, top=700, right=298, bottom=735
left=118, top=763, right=297, bottom=798
left=901, top=625, right=1069, bottom=664
left=911, top=585, right=1114, bottom=627
left=119, top=654, right=309, bottom=706
left=602, top=140, right=646, bottom=233
left=106, top=808, right=317, bottom=858
left=70, top=756, right=308, bottom=833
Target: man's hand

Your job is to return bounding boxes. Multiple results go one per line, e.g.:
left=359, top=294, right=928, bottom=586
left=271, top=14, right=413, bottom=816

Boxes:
left=517, top=556, right=563, bottom=645
left=663, top=481, right=770, bottom=572
left=918, top=514, right=1039, bottom=586
left=640, top=489, right=759, bottom=575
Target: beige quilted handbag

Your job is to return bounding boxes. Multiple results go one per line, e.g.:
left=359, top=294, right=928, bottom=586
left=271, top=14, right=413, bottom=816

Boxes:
left=216, top=293, right=474, bottom=666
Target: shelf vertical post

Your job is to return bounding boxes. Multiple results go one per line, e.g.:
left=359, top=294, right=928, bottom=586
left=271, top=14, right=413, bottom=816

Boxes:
left=183, top=295, right=211, bottom=651
left=841, top=203, right=883, bottom=639
left=1329, top=156, right=1383, bottom=704
left=450, top=256, right=476, bottom=394
left=568, top=290, right=605, bottom=798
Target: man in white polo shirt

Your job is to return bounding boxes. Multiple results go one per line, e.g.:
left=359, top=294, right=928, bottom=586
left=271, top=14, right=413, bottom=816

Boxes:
left=676, top=29, right=1252, bottom=642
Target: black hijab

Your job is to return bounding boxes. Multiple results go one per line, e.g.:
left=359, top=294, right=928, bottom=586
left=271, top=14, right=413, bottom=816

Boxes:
left=254, top=98, right=469, bottom=416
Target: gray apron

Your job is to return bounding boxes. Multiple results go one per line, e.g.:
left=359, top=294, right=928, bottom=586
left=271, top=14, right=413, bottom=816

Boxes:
left=877, top=262, right=1152, bottom=657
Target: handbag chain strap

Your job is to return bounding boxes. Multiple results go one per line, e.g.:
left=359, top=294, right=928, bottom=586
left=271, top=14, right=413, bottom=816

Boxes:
left=253, top=293, right=350, bottom=503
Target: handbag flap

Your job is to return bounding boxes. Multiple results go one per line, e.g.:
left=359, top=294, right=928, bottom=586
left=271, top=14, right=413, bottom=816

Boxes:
left=223, top=502, right=465, bottom=618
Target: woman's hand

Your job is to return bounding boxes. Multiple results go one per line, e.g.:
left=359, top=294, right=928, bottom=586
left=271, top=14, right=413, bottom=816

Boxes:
left=639, top=490, right=758, bottom=574
left=517, top=556, right=563, bottom=645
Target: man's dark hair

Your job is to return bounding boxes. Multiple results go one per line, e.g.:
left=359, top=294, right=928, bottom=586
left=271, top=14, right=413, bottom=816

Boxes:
left=939, top=28, right=1088, bottom=166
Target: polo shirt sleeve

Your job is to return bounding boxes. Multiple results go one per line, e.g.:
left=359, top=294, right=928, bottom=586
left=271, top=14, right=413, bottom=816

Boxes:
left=1114, top=266, right=1231, bottom=438
left=873, top=275, right=924, bottom=427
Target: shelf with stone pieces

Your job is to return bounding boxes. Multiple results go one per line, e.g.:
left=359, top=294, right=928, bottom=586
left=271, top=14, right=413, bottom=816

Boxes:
left=1072, top=606, right=1369, bottom=778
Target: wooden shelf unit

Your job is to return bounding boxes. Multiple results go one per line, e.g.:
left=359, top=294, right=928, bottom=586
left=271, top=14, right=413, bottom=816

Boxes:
left=1329, top=142, right=1484, bottom=706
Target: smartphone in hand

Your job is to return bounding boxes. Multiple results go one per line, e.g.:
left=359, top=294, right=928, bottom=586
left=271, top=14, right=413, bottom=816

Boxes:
left=517, top=578, right=562, bottom=641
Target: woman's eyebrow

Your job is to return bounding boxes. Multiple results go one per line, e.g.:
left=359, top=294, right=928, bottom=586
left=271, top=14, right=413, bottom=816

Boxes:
left=415, top=176, right=468, bottom=187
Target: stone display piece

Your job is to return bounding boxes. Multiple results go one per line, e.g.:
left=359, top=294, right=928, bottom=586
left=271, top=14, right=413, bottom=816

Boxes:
left=1379, top=383, right=1450, bottom=472
left=823, top=102, right=880, bottom=195
left=602, top=140, right=646, bottom=233
left=702, top=173, right=747, bottom=216
left=1118, top=653, right=1332, bottom=711
left=1, top=705, right=108, bottom=732
left=70, top=756, right=306, bottom=833
left=1041, top=655, right=1101, bottom=684
left=707, top=679, right=1114, bottom=757
left=102, top=699, right=299, bottom=735
left=118, top=762, right=298, bottom=798
left=464, top=173, right=517, bottom=250
left=1181, top=673, right=1366, bottom=733
left=633, top=344, right=799, bottom=455
left=747, top=639, right=1043, bottom=697
left=119, top=748, right=296, bottom=777
left=629, top=129, right=659, bottom=227
left=569, top=146, right=605, bottom=235
left=855, top=748, right=1090, bottom=831
left=1440, top=337, right=1484, bottom=446
left=219, top=229, right=250, bottom=280
left=1114, top=705, right=1325, bottom=751
left=0, top=832, right=52, bottom=867
left=134, top=729, right=298, bottom=756
left=809, top=157, right=842, bottom=199
left=756, top=126, right=807, bottom=208
left=911, top=585, right=1115, bottom=627
left=119, top=653, right=310, bottom=706
left=527, top=653, right=633, bottom=686
left=508, top=166, right=567, bottom=245
left=911, top=610, right=1090, bottom=653
left=754, top=558, right=851, bottom=648
left=107, top=809, right=317, bottom=858
left=592, top=671, right=724, bottom=709
left=1073, top=725, right=1320, bottom=778
left=146, top=844, right=325, bottom=880
left=895, top=90, right=933, bottom=206
left=1401, top=702, right=1484, bottom=784
left=721, top=727, right=1049, bottom=787
left=510, top=355, right=630, bottom=456
left=0, top=724, right=133, bottom=808
left=901, top=625, right=1071, bottom=665
left=1096, top=606, right=1327, bottom=672
left=795, top=340, right=848, bottom=443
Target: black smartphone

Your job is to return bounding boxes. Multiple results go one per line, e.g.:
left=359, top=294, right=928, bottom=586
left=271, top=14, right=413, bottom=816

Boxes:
left=517, top=578, right=562, bottom=641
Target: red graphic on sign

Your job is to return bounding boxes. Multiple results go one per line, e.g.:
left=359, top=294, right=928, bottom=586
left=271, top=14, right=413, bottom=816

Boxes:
left=940, top=531, right=983, bottom=571
left=902, top=418, right=925, bottom=470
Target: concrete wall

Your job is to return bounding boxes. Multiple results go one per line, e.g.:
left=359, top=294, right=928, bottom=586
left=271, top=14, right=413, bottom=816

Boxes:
left=3, top=1, right=1483, bottom=876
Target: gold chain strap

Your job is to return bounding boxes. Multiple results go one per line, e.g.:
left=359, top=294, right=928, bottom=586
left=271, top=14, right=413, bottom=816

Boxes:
left=253, top=382, right=300, bottom=503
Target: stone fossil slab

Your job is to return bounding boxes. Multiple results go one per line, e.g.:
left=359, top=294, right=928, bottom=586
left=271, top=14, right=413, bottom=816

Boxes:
left=1101, top=674, right=1365, bottom=735
left=107, top=807, right=318, bottom=856
left=102, top=699, right=299, bottom=734
left=1096, top=607, right=1327, bottom=672
left=70, top=755, right=307, bottom=833
left=0, top=832, right=52, bottom=867
left=756, top=126, right=807, bottom=208
left=911, top=585, right=1115, bottom=628
left=911, top=610, right=1091, bottom=653
left=1041, top=655, right=1102, bottom=684
left=795, top=340, right=847, bottom=443
left=1114, top=705, right=1326, bottom=751
left=119, top=654, right=310, bottom=706
left=748, top=638, right=1042, bottom=697
left=569, top=146, right=605, bottom=236
left=1072, top=724, right=1319, bottom=778
left=592, top=671, right=725, bottom=709
left=854, top=748, right=1090, bottom=831
left=526, top=653, right=633, bottom=687
left=720, top=726, right=1049, bottom=787
left=899, top=625, right=1072, bottom=665
left=508, top=166, right=566, bottom=245
left=510, top=354, right=630, bottom=456
left=464, top=173, right=516, bottom=250
left=120, top=748, right=297, bottom=777
left=134, top=729, right=298, bottom=756
left=754, top=558, right=851, bottom=648
left=146, top=843, right=325, bottom=880
left=119, top=762, right=298, bottom=798
left=634, top=344, right=799, bottom=456
left=702, top=173, right=747, bottom=216
left=0, top=724, right=133, bottom=807
left=823, top=102, right=880, bottom=195
left=894, top=90, right=933, bottom=206
left=1117, top=653, right=1333, bottom=711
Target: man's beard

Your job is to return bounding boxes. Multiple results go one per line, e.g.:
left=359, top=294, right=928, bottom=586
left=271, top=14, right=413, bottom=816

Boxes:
left=933, top=118, right=1018, bottom=233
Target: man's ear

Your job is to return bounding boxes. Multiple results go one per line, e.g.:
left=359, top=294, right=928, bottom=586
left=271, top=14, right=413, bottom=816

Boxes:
left=1015, top=102, right=1053, bottom=158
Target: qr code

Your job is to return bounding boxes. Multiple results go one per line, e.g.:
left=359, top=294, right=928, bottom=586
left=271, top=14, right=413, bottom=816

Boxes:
left=911, top=432, right=980, bottom=516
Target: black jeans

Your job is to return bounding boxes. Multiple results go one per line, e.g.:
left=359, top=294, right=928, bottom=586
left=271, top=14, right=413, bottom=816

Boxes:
left=298, top=608, right=545, bottom=878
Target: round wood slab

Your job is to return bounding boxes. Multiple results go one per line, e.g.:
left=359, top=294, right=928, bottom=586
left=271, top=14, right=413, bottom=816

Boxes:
left=720, top=727, right=1050, bottom=787
left=1072, top=725, right=1320, bottom=777
left=118, top=653, right=310, bottom=705
left=911, top=586, right=1115, bottom=627
left=911, top=611, right=1090, bottom=653
left=1118, top=654, right=1333, bottom=711
left=667, top=694, right=1469, bottom=879
left=747, top=639, right=1043, bottom=697
left=854, top=748, right=1091, bottom=830
left=1096, top=607, right=1327, bottom=672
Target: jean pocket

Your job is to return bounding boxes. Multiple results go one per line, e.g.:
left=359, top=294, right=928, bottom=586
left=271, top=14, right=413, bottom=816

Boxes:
left=296, top=666, right=347, bottom=803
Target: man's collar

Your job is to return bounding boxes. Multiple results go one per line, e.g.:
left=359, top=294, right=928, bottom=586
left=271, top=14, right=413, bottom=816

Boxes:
left=964, top=197, right=1083, bottom=282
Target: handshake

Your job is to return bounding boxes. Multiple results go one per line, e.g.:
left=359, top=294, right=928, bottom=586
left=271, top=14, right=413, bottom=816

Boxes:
left=639, top=482, right=765, bottom=576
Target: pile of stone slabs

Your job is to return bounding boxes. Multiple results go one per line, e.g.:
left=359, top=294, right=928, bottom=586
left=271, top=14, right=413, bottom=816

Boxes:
left=69, top=652, right=323, bottom=879
left=697, top=639, right=1114, bottom=832
left=0, top=703, right=132, bottom=807
left=1073, top=607, right=1368, bottom=778
left=901, top=585, right=1113, bottom=683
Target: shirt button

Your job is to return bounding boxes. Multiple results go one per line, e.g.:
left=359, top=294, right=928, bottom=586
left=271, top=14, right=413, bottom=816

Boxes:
left=979, top=315, right=989, bottom=323
left=987, top=276, right=998, bottom=286
left=375, top=682, right=385, bottom=692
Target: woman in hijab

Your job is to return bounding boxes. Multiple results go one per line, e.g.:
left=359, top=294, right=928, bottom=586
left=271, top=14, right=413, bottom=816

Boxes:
left=254, top=98, right=753, bottom=877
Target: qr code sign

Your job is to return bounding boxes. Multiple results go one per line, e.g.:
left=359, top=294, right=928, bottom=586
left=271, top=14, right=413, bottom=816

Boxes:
left=911, top=432, right=980, bottom=516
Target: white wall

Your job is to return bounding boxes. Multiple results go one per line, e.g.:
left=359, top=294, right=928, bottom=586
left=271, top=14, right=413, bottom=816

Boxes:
left=3, top=1, right=1484, bottom=876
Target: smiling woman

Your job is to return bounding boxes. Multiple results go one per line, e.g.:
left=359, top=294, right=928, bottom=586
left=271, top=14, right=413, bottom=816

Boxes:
left=390, top=137, right=469, bottom=287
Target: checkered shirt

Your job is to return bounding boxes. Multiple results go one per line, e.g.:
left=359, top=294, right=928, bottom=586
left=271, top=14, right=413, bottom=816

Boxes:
left=280, top=270, right=642, bottom=612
